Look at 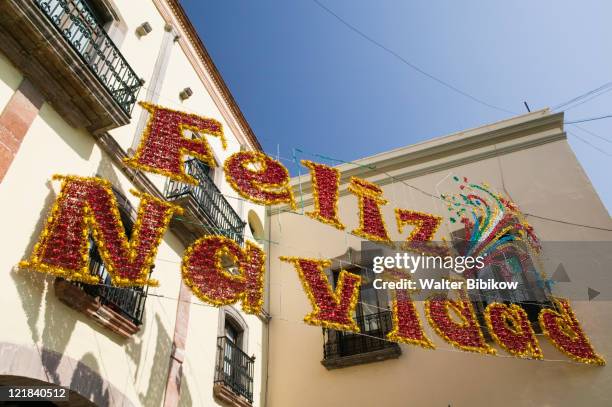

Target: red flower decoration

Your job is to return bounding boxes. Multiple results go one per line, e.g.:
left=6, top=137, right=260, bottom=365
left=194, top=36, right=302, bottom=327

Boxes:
left=280, top=256, right=361, bottom=332
left=388, top=290, right=435, bottom=348
left=425, top=294, right=495, bottom=354
left=125, top=102, right=226, bottom=185
left=485, top=303, right=542, bottom=359
left=20, top=175, right=182, bottom=286
left=225, top=151, right=296, bottom=209
left=301, top=160, right=345, bottom=230
left=348, top=177, right=391, bottom=242
left=539, top=298, right=605, bottom=365
left=182, top=235, right=266, bottom=314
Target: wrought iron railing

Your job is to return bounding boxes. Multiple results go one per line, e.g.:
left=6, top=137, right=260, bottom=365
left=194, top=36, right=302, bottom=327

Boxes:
left=34, top=0, right=142, bottom=114
left=77, top=247, right=149, bottom=325
left=323, top=310, right=399, bottom=359
left=215, top=336, right=255, bottom=403
left=164, top=159, right=246, bottom=244
left=70, top=187, right=149, bottom=325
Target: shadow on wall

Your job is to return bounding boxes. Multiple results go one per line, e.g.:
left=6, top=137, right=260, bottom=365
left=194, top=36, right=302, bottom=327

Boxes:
left=131, top=313, right=193, bottom=407
left=11, top=179, right=56, bottom=344
left=38, top=103, right=95, bottom=161
left=178, top=371, right=193, bottom=407
left=70, top=352, right=111, bottom=406
left=11, top=163, right=194, bottom=405
left=96, top=155, right=123, bottom=193
left=11, top=179, right=135, bottom=389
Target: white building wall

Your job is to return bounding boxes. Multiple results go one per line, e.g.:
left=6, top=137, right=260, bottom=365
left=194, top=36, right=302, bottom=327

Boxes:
left=0, top=0, right=267, bottom=405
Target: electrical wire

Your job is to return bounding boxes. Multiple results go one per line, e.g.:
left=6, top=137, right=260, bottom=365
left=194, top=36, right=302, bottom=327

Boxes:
left=568, top=131, right=612, bottom=157
left=553, top=81, right=612, bottom=111
left=310, top=0, right=516, bottom=115
left=571, top=124, right=612, bottom=145
left=127, top=87, right=612, bottom=232
left=565, top=114, right=612, bottom=125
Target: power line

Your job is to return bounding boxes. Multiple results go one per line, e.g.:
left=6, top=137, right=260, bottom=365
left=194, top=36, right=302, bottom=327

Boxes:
left=567, top=131, right=612, bottom=157
left=524, top=212, right=612, bottom=232
left=571, top=124, right=612, bottom=145
left=559, top=86, right=612, bottom=112
left=310, top=0, right=516, bottom=115
left=553, top=81, right=612, bottom=111
left=123, top=87, right=610, bottom=231
left=565, top=114, right=612, bottom=124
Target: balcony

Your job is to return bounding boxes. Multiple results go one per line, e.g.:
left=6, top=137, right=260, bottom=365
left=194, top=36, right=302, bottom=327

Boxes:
left=0, top=0, right=142, bottom=133
left=214, top=336, right=255, bottom=407
left=322, top=310, right=401, bottom=369
left=54, top=187, right=149, bottom=338
left=164, top=159, right=246, bottom=245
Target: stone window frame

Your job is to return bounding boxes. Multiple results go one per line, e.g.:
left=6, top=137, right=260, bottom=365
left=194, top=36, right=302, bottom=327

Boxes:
left=217, top=305, right=249, bottom=353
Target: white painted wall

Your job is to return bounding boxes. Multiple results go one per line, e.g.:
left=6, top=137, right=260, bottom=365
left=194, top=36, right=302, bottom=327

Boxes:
left=0, top=0, right=267, bottom=405
left=266, top=124, right=612, bottom=407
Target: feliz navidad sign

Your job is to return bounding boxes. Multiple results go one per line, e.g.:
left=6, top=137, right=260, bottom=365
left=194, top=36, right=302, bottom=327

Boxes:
left=19, top=102, right=604, bottom=366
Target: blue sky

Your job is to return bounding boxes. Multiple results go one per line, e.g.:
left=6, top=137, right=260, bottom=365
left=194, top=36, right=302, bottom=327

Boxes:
left=180, top=0, right=612, bottom=214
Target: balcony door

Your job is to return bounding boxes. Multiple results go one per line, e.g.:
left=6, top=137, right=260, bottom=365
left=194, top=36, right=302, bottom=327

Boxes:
left=332, top=267, right=390, bottom=356
left=223, top=322, right=241, bottom=378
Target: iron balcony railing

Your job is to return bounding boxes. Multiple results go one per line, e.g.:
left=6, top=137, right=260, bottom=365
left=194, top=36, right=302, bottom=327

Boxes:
left=77, top=246, right=149, bottom=325
left=34, top=0, right=142, bottom=114
left=215, top=336, right=255, bottom=403
left=323, top=310, right=399, bottom=359
left=70, top=187, right=149, bottom=325
left=164, top=159, right=246, bottom=244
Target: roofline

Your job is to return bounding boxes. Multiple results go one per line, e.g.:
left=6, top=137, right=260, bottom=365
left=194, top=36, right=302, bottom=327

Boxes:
left=273, top=109, right=566, bottom=213
left=157, top=0, right=263, bottom=151
left=293, top=108, right=564, bottom=185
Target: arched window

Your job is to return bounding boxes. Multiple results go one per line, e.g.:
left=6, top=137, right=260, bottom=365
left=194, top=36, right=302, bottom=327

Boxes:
left=247, top=210, right=264, bottom=241
left=214, top=307, right=255, bottom=403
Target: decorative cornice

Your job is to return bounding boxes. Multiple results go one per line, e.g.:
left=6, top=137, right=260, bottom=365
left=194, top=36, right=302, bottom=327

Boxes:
left=153, top=0, right=263, bottom=152
left=271, top=110, right=566, bottom=213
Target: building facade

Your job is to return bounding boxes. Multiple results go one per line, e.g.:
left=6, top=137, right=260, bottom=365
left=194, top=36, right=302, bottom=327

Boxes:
left=0, top=1, right=611, bottom=407
left=0, top=1, right=267, bottom=406
left=266, top=110, right=612, bottom=406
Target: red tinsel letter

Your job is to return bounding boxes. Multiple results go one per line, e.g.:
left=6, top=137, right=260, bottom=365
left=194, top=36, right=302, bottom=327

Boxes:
left=388, top=289, right=435, bottom=348
left=395, top=208, right=450, bottom=256
left=20, top=175, right=182, bottom=286
left=395, top=209, right=442, bottom=241
left=181, top=236, right=266, bottom=314
left=125, top=102, right=226, bottom=185
left=539, top=298, right=605, bottom=365
left=301, top=160, right=344, bottom=230
left=280, top=256, right=361, bottom=332
left=484, top=303, right=543, bottom=359
left=348, top=177, right=391, bottom=242
left=425, top=294, right=496, bottom=354
left=225, top=151, right=296, bottom=208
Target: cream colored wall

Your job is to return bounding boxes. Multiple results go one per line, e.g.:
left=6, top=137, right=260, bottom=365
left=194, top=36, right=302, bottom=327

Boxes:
left=0, top=1, right=266, bottom=406
left=105, top=0, right=265, bottom=237
left=0, top=101, right=185, bottom=406
left=266, top=137, right=612, bottom=407
left=105, top=3, right=267, bottom=405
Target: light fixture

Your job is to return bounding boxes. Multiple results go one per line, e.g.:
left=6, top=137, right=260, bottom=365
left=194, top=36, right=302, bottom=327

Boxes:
left=179, top=87, right=193, bottom=101
left=136, top=22, right=153, bottom=37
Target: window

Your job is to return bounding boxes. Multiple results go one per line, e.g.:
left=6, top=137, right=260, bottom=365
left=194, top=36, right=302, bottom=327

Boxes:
left=451, top=229, right=552, bottom=336
left=247, top=210, right=264, bottom=242
left=76, top=187, right=150, bottom=325
left=214, top=311, right=255, bottom=405
left=321, top=249, right=401, bottom=369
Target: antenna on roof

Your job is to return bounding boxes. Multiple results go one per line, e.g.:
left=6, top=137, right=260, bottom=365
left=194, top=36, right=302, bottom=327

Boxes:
left=523, top=101, right=531, bottom=112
